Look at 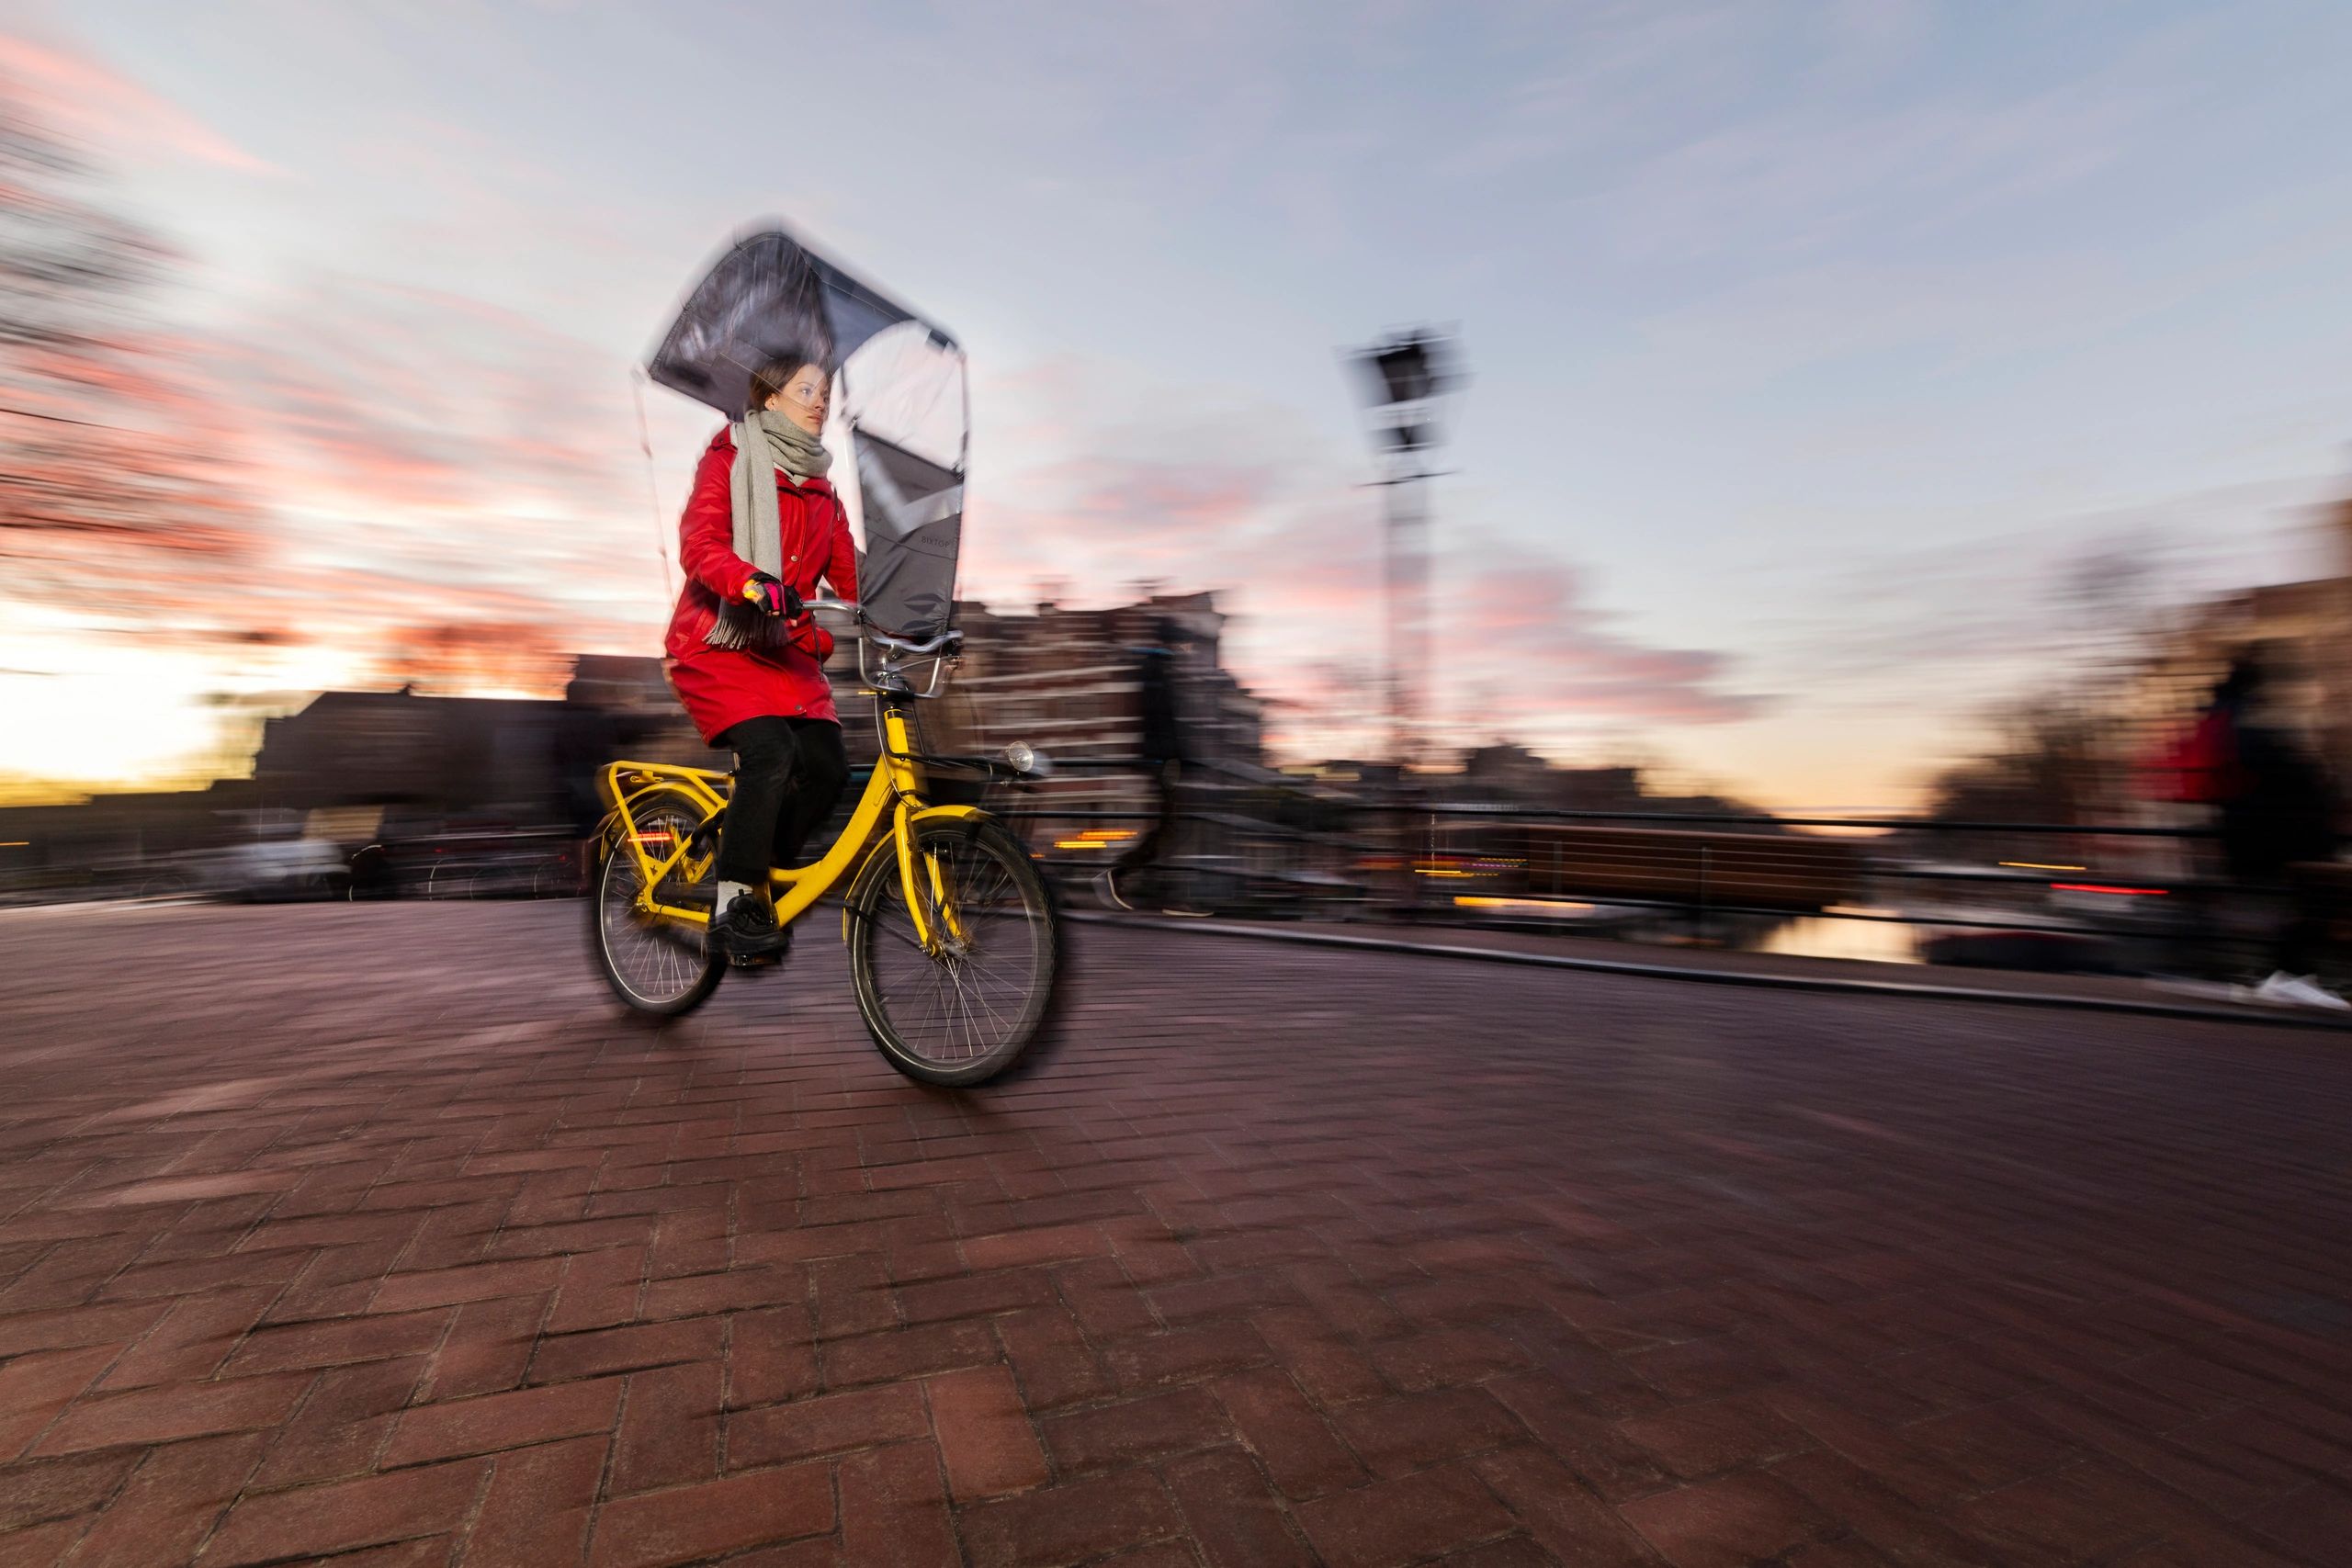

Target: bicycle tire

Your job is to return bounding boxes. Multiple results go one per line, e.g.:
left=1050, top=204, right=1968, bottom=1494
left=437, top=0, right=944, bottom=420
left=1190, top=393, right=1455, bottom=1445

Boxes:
left=589, top=789, right=722, bottom=1018
left=848, top=817, right=1059, bottom=1086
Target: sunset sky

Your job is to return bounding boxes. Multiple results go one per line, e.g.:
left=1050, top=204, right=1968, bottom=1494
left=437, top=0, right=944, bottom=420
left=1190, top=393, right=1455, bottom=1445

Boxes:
left=6, top=1, right=2352, bottom=809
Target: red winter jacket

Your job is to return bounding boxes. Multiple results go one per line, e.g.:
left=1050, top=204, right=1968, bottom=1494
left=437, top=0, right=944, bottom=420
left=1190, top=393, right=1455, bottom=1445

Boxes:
left=662, top=427, right=860, bottom=743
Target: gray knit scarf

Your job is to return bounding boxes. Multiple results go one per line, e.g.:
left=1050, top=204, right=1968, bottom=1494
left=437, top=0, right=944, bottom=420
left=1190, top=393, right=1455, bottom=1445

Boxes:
left=705, top=410, right=834, bottom=652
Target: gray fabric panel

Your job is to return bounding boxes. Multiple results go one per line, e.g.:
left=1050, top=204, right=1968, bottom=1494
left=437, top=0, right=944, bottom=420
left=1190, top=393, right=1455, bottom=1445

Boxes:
left=855, top=429, right=962, bottom=637
left=649, top=228, right=933, bottom=416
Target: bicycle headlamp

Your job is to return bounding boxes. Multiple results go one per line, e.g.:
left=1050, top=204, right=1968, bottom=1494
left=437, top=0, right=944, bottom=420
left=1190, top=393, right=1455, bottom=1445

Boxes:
left=1003, top=742, right=1051, bottom=779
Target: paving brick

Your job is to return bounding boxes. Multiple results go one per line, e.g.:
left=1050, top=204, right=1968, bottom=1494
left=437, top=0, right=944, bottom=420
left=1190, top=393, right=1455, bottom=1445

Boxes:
left=1102, top=1324, right=1271, bottom=1391
left=1147, top=1269, right=1299, bottom=1326
left=727, top=1383, right=928, bottom=1469
left=1249, top=1306, right=1390, bottom=1405
left=1423, top=1539, right=1560, bottom=1568
left=1053, top=1258, right=1158, bottom=1341
left=379, top=1378, right=624, bottom=1466
left=639, top=1266, right=797, bottom=1322
left=1472, top=1446, right=1669, bottom=1566
left=248, top=1355, right=429, bottom=1489
left=897, top=1266, right=1057, bottom=1324
left=96, top=1247, right=311, bottom=1304
left=0, top=1346, right=119, bottom=1461
left=961, top=1224, right=1112, bottom=1272
left=464, top=1148, right=605, bottom=1176
left=838, top=1440, right=958, bottom=1568
left=926, top=1363, right=1049, bottom=1500
left=610, top=1361, right=721, bottom=1494
left=729, top=1305, right=820, bottom=1407
left=820, top=1320, right=997, bottom=1389
left=372, top=1258, right=564, bottom=1314
left=1764, top=1449, right=2007, bottom=1568
left=223, top=1306, right=451, bottom=1375
left=0, top=1450, right=136, bottom=1533
left=423, top=1292, right=546, bottom=1401
left=1619, top=1471, right=1841, bottom=1568
left=0, top=1302, right=166, bottom=1360
left=1293, top=1461, right=1521, bottom=1568
left=585, top=1463, right=833, bottom=1568
left=96, top=1286, right=278, bottom=1390
left=2241, top=1473, right=2352, bottom=1564
left=203, top=1456, right=491, bottom=1565
left=529, top=1315, right=724, bottom=1384
left=995, top=1304, right=1115, bottom=1410
left=867, top=1153, right=999, bottom=1190
left=32, top=1371, right=310, bottom=1456
left=15, top=906, right=2352, bottom=1568
left=1329, top=1388, right=1532, bottom=1479
left=958, top=1468, right=1184, bottom=1568
left=1042, top=1385, right=1227, bottom=1476
left=1162, top=1446, right=1317, bottom=1567
left=546, top=1247, right=650, bottom=1335
left=460, top=1434, right=606, bottom=1568
left=1208, top=1367, right=1365, bottom=1497
left=811, top=1254, right=899, bottom=1337
left=1371, top=1325, right=1536, bottom=1392
left=0, top=1515, right=88, bottom=1566
left=60, top=1430, right=268, bottom=1568
left=1616, top=1393, right=1817, bottom=1481
left=1491, top=1373, right=1677, bottom=1503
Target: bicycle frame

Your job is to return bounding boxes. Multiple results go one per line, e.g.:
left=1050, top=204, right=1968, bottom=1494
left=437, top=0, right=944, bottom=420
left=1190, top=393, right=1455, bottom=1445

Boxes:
left=596, top=693, right=983, bottom=956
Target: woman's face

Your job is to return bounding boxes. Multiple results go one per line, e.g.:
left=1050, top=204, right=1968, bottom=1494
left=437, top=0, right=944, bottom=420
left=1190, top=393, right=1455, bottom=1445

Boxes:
left=764, top=363, right=830, bottom=434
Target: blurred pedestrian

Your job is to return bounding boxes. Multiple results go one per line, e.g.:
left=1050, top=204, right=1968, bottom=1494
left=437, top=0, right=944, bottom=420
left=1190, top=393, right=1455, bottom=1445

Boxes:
left=663, top=350, right=858, bottom=964
left=2168, top=648, right=2345, bottom=1007
left=1097, top=619, right=1204, bottom=916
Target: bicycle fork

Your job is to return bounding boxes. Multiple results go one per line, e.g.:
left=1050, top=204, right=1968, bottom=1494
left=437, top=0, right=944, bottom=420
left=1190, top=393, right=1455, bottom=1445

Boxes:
left=892, top=800, right=970, bottom=956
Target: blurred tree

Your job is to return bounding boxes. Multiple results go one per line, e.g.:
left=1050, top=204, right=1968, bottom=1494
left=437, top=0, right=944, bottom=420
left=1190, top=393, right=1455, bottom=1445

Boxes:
left=0, top=88, right=260, bottom=620
left=1926, top=700, right=2102, bottom=825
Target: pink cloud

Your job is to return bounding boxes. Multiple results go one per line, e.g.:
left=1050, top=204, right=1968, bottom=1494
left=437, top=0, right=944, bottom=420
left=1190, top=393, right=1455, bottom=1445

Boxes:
left=0, top=34, right=277, bottom=175
left=961, top=354, right=1760, bottom=759
left=1441, top=554, right=1761, bottom=728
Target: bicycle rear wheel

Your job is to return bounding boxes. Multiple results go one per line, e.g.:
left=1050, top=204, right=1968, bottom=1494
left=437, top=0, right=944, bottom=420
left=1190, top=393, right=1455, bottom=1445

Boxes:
left=590, top=792, right=722, bottom=1017
left=849, top=818, right=1058, bottom=1086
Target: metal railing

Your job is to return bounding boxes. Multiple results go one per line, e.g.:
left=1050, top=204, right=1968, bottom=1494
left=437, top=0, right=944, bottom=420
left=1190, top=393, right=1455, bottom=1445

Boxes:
left=983, top=758, right=2343, bottom=976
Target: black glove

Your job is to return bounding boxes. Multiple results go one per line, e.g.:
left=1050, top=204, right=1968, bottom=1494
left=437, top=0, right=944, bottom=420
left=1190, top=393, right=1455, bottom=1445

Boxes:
left=741, top=573, right=803, bottom=619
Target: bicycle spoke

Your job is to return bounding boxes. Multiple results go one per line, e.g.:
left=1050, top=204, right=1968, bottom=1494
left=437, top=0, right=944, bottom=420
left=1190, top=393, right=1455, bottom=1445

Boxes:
left=854, top=826, right=1051, bottom=1072
left=596, top=803, right=718, bottom=1010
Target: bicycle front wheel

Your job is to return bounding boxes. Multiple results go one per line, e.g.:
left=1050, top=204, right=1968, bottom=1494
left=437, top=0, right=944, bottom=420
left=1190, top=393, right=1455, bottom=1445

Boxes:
left=849, top=818, right=1059, bottom=1086
left=590, top=792, right=722, bottom=1018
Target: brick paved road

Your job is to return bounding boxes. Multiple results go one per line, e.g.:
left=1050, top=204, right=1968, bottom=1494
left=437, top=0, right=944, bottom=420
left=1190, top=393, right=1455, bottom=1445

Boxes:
left=1, top=901, right=2348, bottom=1567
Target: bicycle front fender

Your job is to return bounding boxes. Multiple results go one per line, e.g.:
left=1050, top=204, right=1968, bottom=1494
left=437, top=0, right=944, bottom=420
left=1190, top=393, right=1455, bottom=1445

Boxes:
left=836, top=806, right=999, bottom=945
left=908, top=805, right=990, bottom=827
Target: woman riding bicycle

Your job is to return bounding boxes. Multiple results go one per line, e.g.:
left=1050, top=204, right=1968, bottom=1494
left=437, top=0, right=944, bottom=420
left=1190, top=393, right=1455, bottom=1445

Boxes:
left=662, top=349, right=857, bottom=964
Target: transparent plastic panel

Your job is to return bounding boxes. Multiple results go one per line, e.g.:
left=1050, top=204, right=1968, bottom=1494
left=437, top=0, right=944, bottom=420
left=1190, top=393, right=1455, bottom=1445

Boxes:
left=841, top=321, right=967, bottom=474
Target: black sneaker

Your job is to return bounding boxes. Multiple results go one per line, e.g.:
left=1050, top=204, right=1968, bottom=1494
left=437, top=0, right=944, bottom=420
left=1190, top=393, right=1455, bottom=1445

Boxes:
left=707, top=892, right=789, bottom=964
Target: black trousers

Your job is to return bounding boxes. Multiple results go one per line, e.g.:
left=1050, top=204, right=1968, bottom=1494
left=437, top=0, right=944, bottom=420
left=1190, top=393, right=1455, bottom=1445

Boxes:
left=1113, top=759, right=1182, bottom=884
left=714, top=716, right=850, bottom=887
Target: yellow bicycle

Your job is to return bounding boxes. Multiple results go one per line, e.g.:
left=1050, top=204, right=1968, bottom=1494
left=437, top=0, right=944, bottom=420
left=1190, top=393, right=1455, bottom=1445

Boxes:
left=587, top=602, right=1061, bottom=1086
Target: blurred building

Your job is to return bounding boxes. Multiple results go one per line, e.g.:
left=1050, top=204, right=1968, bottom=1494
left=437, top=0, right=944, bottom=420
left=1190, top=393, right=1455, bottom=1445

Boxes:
left=1451, top=744, right=1644, bottom=812
left=3, top=590, right=1281, bottom=898
left=0, top=782, right=257, bottom=899
left=897, top=590, right=1261, bottom=769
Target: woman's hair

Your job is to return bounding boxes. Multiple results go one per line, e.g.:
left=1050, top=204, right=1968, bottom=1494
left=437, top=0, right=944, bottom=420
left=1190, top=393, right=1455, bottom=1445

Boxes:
left=746, top=351, right=831, bottom=415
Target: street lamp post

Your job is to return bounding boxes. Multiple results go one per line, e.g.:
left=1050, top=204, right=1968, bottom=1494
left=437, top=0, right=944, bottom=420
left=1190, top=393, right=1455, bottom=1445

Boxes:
left=1346, top=328, right=1464, bottom=772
